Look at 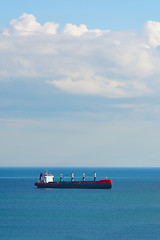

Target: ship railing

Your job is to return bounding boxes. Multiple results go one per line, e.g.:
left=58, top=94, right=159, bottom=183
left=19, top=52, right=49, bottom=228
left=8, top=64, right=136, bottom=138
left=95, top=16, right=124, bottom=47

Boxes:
left=39, top=179, right=45, bottom=183
left=52, top=176, right=105, bottom=182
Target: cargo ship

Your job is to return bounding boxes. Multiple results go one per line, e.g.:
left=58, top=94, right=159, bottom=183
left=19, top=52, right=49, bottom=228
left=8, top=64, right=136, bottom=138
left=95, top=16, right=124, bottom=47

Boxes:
left=34, top=171, right=112, bottom=189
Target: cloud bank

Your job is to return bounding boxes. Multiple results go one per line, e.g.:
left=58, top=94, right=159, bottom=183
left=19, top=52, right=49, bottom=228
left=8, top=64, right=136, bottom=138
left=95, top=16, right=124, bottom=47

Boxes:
left=1, top=13, right=160, bottom=98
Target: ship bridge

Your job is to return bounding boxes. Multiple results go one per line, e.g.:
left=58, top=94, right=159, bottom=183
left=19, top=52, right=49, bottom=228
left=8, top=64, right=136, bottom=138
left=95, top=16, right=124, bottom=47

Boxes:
left=39, top=170, right=54, bottom=183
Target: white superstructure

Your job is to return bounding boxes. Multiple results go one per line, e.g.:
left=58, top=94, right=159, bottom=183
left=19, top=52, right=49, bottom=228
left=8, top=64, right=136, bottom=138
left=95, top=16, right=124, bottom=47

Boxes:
left=39, top=170, right=54, bottom=183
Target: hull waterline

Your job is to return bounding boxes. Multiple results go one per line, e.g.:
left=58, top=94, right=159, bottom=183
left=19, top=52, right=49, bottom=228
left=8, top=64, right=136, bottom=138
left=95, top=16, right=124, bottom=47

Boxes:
left=34, top=180, right=112, bottom=189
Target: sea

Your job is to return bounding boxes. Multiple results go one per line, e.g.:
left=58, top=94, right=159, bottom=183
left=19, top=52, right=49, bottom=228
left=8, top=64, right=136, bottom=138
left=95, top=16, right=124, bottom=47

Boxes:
left=0, top=167, right=160, bottom=240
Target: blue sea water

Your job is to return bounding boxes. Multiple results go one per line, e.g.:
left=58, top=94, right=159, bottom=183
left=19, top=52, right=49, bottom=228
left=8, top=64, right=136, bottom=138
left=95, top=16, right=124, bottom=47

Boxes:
left=0, top=167, right=160, bottom=240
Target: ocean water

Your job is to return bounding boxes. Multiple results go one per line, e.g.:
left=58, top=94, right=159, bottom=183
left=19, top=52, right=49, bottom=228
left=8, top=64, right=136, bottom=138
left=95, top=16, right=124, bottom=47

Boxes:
left=0, top=167, right=160, bottom=240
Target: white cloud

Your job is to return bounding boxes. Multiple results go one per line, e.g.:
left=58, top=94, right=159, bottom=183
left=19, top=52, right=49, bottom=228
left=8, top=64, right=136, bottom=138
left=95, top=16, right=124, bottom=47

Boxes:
left=143, top=20, right=160, bottom=47
left=3, top=13, right=59, bottom=36
left=63, top=23, right=107, bottom=36
left=1, top=14, right=160, bottom=98
left=63, top=23, right=88, bottom=36
left=48, top=76, right=151, bottom=98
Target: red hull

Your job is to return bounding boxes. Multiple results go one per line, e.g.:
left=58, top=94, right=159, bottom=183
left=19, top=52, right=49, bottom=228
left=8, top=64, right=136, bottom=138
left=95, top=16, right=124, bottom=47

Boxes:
left=34, top=179, right=112, bottom=189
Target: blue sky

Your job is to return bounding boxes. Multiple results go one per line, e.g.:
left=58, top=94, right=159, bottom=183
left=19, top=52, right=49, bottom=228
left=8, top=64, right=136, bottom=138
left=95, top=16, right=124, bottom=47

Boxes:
left=0, top=1, right=160, bottom=167
left=1, top=0, right=160, bottom=30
